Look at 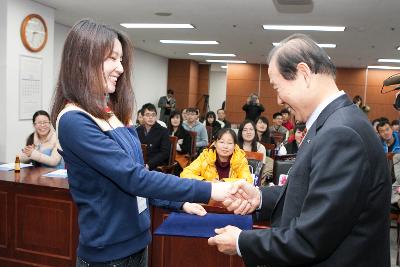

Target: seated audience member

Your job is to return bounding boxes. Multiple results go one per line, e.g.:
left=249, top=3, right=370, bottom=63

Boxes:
left=242, top=93, right=265, bottom=122
left=377, top=119, right=400, bottom=153
left=238, top=120, right=274, bottom=184
left=135, top=108, right=144, bottom=127
left=168, top=110, right=191, bottom=168
left=217, top=108, right=231, bottom=128
left=269, top=112, right=289, bottom=140
left=392, top=119, right=400, bottom=133
left=20, top=110, right=64, bottom=169
left=182, top=107, right=208, bottom=153
left=180, top=128, right=252, bottom=183
left=204, top=111, right=222, bottom=141
left=284, top=123, right=306, bottom=154
left=137, top=103, right=171, bottom=170
left=255, top=116, right=274, bottom=145
left=281, top=108, right=294, bottom=131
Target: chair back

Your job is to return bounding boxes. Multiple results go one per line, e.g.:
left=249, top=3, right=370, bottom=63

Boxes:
left=206, top=125, right=213, bottom=142
left=244, top=151, right=264, bottom=186
left=141, top=144, right=148, bottom=164
left=272, top=132, right=285, bottom=144
left=168, top=136, right=178, bottom=165
left=272, top=154, right=296, bottom=185
left=188, top=131, right=197, bottom=163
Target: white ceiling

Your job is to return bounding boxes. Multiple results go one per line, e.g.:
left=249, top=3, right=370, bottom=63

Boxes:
left=35, top=0, right=400, bottom=68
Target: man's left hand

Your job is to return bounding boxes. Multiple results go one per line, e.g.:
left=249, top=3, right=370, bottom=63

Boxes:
left=208, top=225, right=242, bottom=255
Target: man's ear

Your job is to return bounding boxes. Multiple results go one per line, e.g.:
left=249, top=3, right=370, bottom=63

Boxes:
left=297, top=62, right=312, bottom=87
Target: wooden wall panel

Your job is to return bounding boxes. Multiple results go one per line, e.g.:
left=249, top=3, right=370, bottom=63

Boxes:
left=15, top=195, right=73, bottom=259
left=0, top=192, right=6, bottom=249
left=226, top=63, right=400, bottom=124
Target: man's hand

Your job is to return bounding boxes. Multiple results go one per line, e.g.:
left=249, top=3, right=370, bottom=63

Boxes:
left=223, top=180, right=261, bottom=215
left=182, top=202, right=207, bottom=216
left=208, top=225, right=242, bottom=255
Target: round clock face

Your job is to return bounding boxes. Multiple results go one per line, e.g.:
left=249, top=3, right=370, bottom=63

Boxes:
left=21, top=14, right=48, bottom=52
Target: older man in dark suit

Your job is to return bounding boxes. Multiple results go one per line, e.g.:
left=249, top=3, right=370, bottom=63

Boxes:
left=209, top=34, right=391, bottom=267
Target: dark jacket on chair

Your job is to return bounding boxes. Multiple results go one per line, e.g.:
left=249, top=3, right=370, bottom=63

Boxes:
left=137, top=123, right=171, bottom=170
left=239, top=94, right=391, bottom=267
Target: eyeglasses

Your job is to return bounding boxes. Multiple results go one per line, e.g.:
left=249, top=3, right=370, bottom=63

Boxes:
left=143, top=113, right=157, bottom=118
left=34, top=121, right=50, bottom=126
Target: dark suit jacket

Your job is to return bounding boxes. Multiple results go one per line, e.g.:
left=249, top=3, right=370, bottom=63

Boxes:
left=137, top=123, right=171, bottom=170
left=239, top=94, right=391, bottom=267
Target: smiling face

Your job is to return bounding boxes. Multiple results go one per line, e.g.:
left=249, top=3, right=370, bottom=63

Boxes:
left=256, top=119, right=268, bottom=133
left=103, top=39, right=124, bottom=94
left=34, top=114, right=51, bottom=138
left=215, top=132, right=235, bottom=161
left=242, top=122, right=256, bottom=142
left=268, top=59, right=311, bottom=123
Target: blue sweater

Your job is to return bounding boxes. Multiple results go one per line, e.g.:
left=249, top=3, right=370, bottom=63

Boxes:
left=56, top=105, right=211, bottom=262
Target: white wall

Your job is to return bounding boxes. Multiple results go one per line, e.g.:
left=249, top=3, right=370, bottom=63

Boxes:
left=132, top=48, right=168, bottom=117
left=2, top=0, right=54, bottom=162
left=209, top=71, right=227, bottom=113
left=53, top=23, right=70, bottom=85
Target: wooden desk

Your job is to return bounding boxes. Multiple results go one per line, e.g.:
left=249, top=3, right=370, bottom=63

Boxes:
left=150, top=204, right=246, bottom=267
left=0, top=167, right=78, bottom=267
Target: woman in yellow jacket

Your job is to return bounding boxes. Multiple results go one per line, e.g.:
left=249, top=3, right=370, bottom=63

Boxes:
left=180, top=128, right=253, bottom=183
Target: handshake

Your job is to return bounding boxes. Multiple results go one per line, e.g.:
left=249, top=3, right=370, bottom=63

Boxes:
left=211, top=180, right=261, bottom=215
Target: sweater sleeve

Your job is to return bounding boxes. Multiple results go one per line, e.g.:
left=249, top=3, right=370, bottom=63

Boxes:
left=58, top=111, right=211, bottom=204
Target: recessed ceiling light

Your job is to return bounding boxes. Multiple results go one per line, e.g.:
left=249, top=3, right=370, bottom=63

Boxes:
left=221, top=65, right=228, bottom=69
left=263, top=25, right=345, bottom=31
left=120, top=23, right=194, bottom=29
left=160, top=40, right=219, bottom=44
left=397, top=46, right=400, bottom=50
left=368, top=65, right=400, bottom=70
left=378, top=59, right=400, bottom=63
left=188, top=53, right=236, bottom=57
left=206, top=60, right=247, bottom=63
left=272, top=42, right=336, bottom=48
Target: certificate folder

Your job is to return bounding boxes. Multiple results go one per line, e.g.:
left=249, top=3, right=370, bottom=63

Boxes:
left=154, top=212, right=253, bottom=238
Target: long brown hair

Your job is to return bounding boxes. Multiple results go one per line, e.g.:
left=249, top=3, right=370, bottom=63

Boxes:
left=51, top=19, right=134, bottom=126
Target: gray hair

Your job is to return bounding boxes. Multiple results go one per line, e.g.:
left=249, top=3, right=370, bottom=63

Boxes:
left=267, top=33, right=336, bottom=80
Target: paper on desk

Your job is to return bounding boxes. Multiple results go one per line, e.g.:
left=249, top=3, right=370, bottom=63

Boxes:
left=0, top=163, right=33, bottom=171
left=42, top=169, right=68, bottom=178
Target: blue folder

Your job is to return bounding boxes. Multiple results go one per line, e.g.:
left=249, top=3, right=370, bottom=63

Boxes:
left=154, top=212, right=253, bottom=238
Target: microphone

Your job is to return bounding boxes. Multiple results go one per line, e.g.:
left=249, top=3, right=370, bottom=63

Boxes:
left=383, top=73, right=400, bottom=86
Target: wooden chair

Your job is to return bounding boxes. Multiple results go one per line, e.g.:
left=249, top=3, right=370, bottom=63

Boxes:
left=186, top=131, right=198, bottom=165
left=141, top=144, right=148, bottom=164
left=206, top=125, right=213, bottom=143
left=156, top=136, right=178, bottom=174
left=244, top=151, right=264, bottom=186
left=272, top=132, right=285, bottom=144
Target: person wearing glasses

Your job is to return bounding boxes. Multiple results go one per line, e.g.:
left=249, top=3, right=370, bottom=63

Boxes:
left=50, top=19, right=235, bottom=267
left=20, top=110, right=64, bottom=169
left=136, top=103, right=170, bottom=170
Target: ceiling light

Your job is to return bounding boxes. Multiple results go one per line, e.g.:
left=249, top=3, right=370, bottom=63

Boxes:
left=121, top=23, right=194, bottom=29
left=273, top=42, right=336, bottom=48
left=160, top=40, right=219, bottom=44
left=221, top=66, right=228, bottom=69
left=378, top=59, right=400, bottom=63
left=397, top=46, right=400, bottom=50
left=367, top=65, right=400, bottom=70
left=263, top=25, right=345, bottom=31
left=188, top=53, right=236, bottom=57
left=206, top=60, right=247, bottom=63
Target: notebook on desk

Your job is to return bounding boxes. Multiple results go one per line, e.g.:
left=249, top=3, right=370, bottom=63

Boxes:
left=154, top=212, right=253, bottom=238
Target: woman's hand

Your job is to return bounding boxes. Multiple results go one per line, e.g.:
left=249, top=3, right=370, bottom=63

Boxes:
left=22, top=145, right=35, bottom=157
left=182, top=202, right=207, bottom=216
